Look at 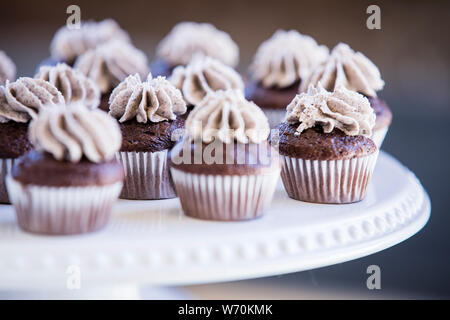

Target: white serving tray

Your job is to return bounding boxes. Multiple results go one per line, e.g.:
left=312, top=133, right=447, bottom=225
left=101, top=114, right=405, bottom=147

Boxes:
left=0, top=151, right=430, bottom=291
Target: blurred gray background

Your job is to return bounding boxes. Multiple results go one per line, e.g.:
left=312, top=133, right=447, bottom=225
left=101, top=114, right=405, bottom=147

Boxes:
left=1, top=0, right=449, bottom=299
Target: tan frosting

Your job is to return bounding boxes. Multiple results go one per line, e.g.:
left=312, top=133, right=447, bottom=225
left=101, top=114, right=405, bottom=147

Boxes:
left=156, top=22, right=239, bottom=67
left=300, top=43, right=384, bottom=97
left=0, top=51, right=16, bottom=85
left=74, top=40, right=148, bottom=94
left=186, top=89, right=269, bottom=144
left=35, top=63, right=100, bottom=109
left=0, top=77, right=64, bottom=123
left=170, top=55, right=244, bottom=106
left=109, top=73, right=186, bottom=123
left=286, top=84, right=376, bottom=137
left=50, top=19, right=131, bottom=63
left=251, top=30, right=329, bottom=88
left=29, top=102, right=122, bottom=163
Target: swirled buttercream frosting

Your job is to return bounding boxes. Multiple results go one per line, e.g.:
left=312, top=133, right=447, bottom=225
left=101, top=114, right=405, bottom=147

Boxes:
left=0, top=77, right=64, bottom=123
left=29, top=102, right=122, bottom=163
left=300, top=43, right=384, bottom=97
left=74, top=40, right=148, bottom=94
left=0, top=51, right=16, bottom=85
left=286, top=84, right=376, bottom=137
left=250, top=30, right=329, bottom=88
left=109, top=73, right=186, bottom=123
left=170, top=55, right=244, bottom=106
left=186, top=89, right=269, bottom=144
left=50, top=19, right=131, bottom=63
left=156, top=22, right=239, bottom=67
left=35, top=63, right=100, bottom=109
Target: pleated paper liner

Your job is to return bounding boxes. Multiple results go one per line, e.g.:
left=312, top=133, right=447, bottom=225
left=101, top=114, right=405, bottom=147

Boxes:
left=171, top=168, right=280, bottom=221
left=6, top=176, right=122, bottom=235
left=0, top=158, right=14, bottom=203
left=116, top=150, right=176, bottom=200
left=280, top=151, right=379, bottom=204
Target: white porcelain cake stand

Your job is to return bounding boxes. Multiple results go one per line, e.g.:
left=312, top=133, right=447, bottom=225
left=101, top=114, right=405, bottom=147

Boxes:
left=0, top=151, right=430, bottom=298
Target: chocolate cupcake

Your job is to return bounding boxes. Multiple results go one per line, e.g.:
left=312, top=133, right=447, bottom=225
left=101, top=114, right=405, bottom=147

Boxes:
left=275, top=85, right=378, bottom=204
left=152, top=22, right=239, bottom=77
left=35, top=63, right=100, bottom=109
left=0, top=51, right=16, bottom=85
left=169, top=89, right=281, bottom=221
left=245, top=30, right=329, bottom=128
left=74, top=40, right=148, bottom=112
left=170, top=54, right=244, bottom=108
left=49, top=19, right=131, bottom=66
left=0, top=77, right=64, bottom=203
left=109, top=73, right=187, bottom=200
left=7, top=103, right=123, bottom=235
left=300, top=43, right=392, bottom=147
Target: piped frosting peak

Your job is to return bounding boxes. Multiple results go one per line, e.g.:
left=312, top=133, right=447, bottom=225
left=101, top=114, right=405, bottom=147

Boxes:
left=250, top=30, right=329, bottom=88
left=170, top=54, right=244, bottom=106
left=74, top=40, right=148, bottom=94
left=35, top=63, right=100, bottom=109
left=50, top=19, right=131, bottom=63
left=156, top=21, right=239, bottom=67
left=186, top=89, right=270, bottom=144
left=29, top=102, right=122, bottom=163
left=109, top=73, right=186, bottom=123
left=300, top=43, right=384, bottom=97
left=286, top=84, right=376, bottom=137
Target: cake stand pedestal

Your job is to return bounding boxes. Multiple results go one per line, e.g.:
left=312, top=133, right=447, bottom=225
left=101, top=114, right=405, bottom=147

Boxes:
left=0, top=152, right=430, bottom=299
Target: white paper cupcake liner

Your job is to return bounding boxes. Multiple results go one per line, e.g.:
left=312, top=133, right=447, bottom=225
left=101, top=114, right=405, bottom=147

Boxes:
left=6, top=176, right=122, bottom=235
left=0, top=158, right=14, bottom=203
left=170, top=168, right=280, bottom=221
left=262, top=109, right=286, bottom=128
left=116, top=151, right=176, bottom=200
left=280, top=151, right=379, bottom=204
left=371, top=126, right=389, bottom=149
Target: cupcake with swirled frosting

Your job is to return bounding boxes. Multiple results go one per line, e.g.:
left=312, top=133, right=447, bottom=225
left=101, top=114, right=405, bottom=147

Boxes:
left=108, top=73, right=187, bottom=200
left=169, top=89, right=281, bottom=221
left=274, top=84, right=378, bottom=204
left=7, top=103, right=124, bottom=235
left=151, top=21, right=239, bottom=78
left=0, top=77, right=64, bottom=203
left=300, top=43, right=392, bottom=147
left=74, top=40, right=149, bottom=112
left=245, top=30, right=329, bottom=128
left=170, top=54, right=244, bottom=108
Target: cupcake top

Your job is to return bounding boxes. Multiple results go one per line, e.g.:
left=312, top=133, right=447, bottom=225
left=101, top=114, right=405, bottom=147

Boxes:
left=0, top=51, right=16, bottom=85
left=286, top=84, right=376, bottom=137
left=300, top=43, right=384, bottom=97
left=109, top=73, right=186, bottom=123
left=250, top=30, right=329, bottom=89
left=186, top=89, right=269, bottom=144
left=29, top=102, right=121, bottom=163
left=0, top=77, right=64, bottom=123
left=170, top=54, right=244, bottom=106
left=156, top=22, right=239, bottom=67
left=50, top=19, right=131, bottom=63
left=35, top=63, right=100, bottom=109
left=74, top=40, right=148, bottom=94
